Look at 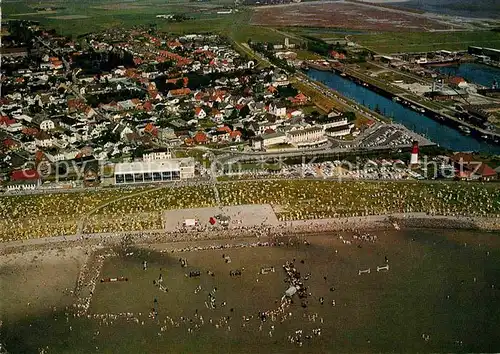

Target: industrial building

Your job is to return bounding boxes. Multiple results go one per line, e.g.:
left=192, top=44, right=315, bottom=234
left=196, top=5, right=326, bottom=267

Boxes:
left=114, top=158, right=195, bottom=185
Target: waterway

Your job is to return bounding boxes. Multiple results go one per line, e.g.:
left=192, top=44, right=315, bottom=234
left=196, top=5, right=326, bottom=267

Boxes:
left=307, top=69, right=500, bottom=154
left=435, top=63, right=500, bottom=88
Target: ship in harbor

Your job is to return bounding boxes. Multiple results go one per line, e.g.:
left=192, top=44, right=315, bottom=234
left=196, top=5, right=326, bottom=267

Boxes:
left=459, top=125, right=471, bottom=135
left=303, top=60, right=332, bottom=71
left=416, top=57, right=460, bottom=67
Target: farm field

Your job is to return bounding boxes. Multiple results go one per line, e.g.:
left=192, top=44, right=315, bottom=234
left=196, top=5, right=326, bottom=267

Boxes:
left=2, top=0, right=244, bottom=37
left=3, top=0, right=291, bottom=48
left=351, top=30, right=500, bottom=53
left=251, top=2, right=455, bottom=32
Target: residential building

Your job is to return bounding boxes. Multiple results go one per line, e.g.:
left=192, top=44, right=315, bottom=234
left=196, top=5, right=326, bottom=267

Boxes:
left=269, top=102, right=287, bottom=117
left=40, top=119, right=56, bottom=131
left=143, top=150, right=172, bottom=161
left=194, top=107, right=207, bottom=119
left=450, top=153, right=497, bottom=181
left=35, top=131, right=54, bottom=147
left=7, top=169, right=41, bottom=191
left=286, top=127, right=326, bottom=146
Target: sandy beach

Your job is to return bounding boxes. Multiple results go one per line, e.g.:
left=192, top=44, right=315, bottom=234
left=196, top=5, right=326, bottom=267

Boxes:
left=2, top=225, right=500, bottom=353
left=1, top=204, right=500, bottom=352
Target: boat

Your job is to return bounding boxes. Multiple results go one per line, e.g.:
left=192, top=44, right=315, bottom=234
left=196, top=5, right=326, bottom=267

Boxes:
left=340, top=72, right=347, bottom=77
left=481, top=134, right=489, bottom=140
left=459, top=125, right=471, bottom=134
left=419, top=58, right=460, bottom=67
left=362, top=82, right=369, bottom=87
left=418, top=108, right=425, bottom=113
left=392, top=96, right=401, bottom=102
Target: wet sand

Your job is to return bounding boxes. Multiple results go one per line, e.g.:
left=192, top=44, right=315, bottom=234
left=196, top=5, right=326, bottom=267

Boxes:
left=0, top=247, right=86, bottom=319
left=1, top=228, right=500, bottom=353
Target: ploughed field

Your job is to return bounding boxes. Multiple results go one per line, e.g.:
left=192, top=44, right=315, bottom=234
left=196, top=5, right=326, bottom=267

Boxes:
left=251, top=2, right=454, bottom=31
left=2, top=229, right=500, bottom=352
left=0, top=180, right=500, bottom=241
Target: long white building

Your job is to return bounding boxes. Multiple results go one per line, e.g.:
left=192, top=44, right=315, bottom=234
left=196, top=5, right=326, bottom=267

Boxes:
left=114, top=158, right=195, bottom=185
left=286, top=127, right=327, bottom=147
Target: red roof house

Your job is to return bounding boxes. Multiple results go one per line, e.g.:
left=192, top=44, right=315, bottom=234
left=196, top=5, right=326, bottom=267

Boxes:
left=193, top=131, right=208, bottom=144
left=11, top=169, right=40, bottom=181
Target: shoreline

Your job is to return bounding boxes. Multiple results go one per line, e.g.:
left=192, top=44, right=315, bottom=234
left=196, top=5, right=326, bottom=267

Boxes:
left=1, top=212, right=499, bottom=255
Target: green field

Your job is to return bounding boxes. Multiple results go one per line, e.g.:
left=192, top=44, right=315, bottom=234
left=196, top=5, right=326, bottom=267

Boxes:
left=351, top=31, right=500, bottom=53
left=2, top=0, right=289, bottom=44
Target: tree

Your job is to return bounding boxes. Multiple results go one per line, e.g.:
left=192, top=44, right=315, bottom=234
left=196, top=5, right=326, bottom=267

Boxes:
left=230, top=109, right=239, bottom=120
left=344, top=111, right=356, bottom=122
left=133, top=145, right=146, bottom=158
left=239, top=105, right=250, bottom=118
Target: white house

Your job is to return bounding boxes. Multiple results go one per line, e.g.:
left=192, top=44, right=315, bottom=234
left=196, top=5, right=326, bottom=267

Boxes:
left=269, top=102, right=287, bottom=117
left=252, top=132, right=288, bottom=150
left=6, top=180, right=41, bottom=192
left=324, top=124, right=353, bottom=137
left=194, top=107, right=207, bottom=119
left=35, top=131, right=54, bottom=148
left=143, top=150, right=172, bottom=161
left=40, top=119, right=55, bottom=131
left=112, top=124, right=134, bottom=141
left=213, top=111, right=224, bottom=123
left=271, top=72, right=289, bottom=87
left=3, top=122, right=24, bottom=133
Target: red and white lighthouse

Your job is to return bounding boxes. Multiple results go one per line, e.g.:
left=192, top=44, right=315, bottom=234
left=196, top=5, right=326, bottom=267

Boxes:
left=410, top=141, right=419, bottom=165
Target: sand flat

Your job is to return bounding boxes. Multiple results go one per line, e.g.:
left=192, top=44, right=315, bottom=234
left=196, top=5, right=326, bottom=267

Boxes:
left=0, top=247, right=86, bottom=319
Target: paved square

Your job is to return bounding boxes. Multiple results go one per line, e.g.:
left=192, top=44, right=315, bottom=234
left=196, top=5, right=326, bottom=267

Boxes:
left=162, top=204, right=280, bottom=231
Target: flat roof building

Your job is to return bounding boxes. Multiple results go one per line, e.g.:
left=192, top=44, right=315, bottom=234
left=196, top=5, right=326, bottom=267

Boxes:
left=114, top=158, right=195, bottom=185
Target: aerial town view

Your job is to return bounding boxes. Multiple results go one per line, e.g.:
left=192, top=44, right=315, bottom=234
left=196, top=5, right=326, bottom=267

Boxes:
left=1, top=0, right=500, bottom=352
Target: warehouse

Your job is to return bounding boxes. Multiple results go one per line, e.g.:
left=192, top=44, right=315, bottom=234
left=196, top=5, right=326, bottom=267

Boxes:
left=114, top=158, right=195, bottom=185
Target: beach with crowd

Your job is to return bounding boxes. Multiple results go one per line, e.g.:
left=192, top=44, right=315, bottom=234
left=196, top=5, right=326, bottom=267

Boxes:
left=1, top=200, right=500, bottom=352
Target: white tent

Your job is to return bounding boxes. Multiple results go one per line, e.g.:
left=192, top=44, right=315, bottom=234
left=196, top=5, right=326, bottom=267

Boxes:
left=183, top=219, right=197, bottom=227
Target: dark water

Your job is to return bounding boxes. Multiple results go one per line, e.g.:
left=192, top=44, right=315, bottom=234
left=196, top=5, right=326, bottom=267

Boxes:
left=307, top=69, right=500, bottom=154
left=435, top=63, right=500, bottom=88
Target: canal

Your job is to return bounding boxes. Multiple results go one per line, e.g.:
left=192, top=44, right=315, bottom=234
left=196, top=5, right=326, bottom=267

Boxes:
left=435, top=63, right=500, bottom=88
left=307, top=69, right=500, bottom=154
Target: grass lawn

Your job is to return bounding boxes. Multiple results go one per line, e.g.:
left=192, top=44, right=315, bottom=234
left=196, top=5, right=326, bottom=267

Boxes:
left=295, top=50, right=323, bottom=60
left=292, top=79, right=339, bottom=114
left=3, top=0, right=284, bottom=46
left=352, top=31, right=500, bottom=54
